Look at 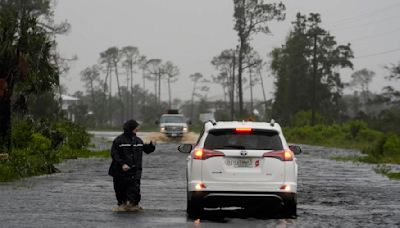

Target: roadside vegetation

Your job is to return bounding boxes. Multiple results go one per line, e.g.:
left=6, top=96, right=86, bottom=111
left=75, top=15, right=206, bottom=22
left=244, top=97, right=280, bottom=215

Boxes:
left=0, top=118, right=109, bottom=182
left=267, top=12, right=400, bottom=180
left=284, top=116, right=400, bottom=179
left=285, top=120, right=400, bottom=163
left=0, top=1, right=108, bottom=182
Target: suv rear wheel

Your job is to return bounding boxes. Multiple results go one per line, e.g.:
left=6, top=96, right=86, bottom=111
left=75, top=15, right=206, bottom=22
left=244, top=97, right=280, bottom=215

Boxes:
left=282, top=195, right=297, bottom=218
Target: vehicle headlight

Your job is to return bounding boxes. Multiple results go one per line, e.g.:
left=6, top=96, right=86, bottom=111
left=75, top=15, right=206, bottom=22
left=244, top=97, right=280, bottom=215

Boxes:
left=160, top=127, right=165, bottom=132
left=183, top=127, right=188, bottom=132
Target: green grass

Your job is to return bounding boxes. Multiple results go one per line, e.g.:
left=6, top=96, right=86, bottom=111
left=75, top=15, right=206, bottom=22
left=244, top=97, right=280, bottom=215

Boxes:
left=188, top=124, right=204, bottom=133
left=331, top=156, right=400, bottom=180
left=285, top=123, right=400, bottom=165
left=285, top=122, right=400, bottom=180
left=385, top=172, right=400, bottom=179
left=0, top=148, right=110, bottom=182
left=0, top=163, right=16, bottom=182
left=374, top=165, right=400, bottom=180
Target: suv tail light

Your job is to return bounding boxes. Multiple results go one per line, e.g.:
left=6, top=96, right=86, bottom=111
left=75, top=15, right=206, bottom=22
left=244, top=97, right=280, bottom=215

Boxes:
left=192, top=147, right=225, bottom=160
left=263, top=150, right=294, bottom=161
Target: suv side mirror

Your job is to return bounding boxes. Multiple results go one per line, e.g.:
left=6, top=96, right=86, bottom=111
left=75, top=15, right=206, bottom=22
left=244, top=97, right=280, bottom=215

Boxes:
left=289, top=145, right=302, bottom=155
left=155, top=120, right=159, bottom=125
left=187, top=120, right=192, bottom=125
left=178, top=144, right=193, bottom=153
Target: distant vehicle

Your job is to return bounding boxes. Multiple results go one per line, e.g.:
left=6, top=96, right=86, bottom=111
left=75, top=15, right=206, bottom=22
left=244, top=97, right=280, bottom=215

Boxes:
left=178, top=120, right=301, bottom=218
left=156, top=110, right=189, bottom=138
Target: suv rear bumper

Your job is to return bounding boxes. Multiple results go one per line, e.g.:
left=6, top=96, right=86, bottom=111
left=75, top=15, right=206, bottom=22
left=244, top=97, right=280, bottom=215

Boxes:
left=188, top=181, right=297, bottom=192
left=188, top=191, right=296, bottom=208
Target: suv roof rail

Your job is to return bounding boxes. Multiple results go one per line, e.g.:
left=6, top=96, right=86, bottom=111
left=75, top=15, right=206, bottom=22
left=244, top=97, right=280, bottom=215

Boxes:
left=206, top=119, right=217, bottom=126
left=270, top=119, right=275, bottom=127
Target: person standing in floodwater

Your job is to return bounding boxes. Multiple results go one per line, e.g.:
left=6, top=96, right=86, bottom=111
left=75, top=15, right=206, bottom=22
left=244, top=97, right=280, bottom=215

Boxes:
left=108, top=119, right=156, bottom=212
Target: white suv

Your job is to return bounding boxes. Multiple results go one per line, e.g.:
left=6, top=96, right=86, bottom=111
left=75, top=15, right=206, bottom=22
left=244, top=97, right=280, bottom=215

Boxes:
left=178, top=121, right=301, bottom=218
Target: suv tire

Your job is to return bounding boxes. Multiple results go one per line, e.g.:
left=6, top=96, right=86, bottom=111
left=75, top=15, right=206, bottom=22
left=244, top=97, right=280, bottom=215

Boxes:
left=282, top=196, right=297, bottom=218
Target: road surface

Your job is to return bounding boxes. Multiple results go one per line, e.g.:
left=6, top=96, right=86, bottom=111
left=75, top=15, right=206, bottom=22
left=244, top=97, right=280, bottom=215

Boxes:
left=1, top=132, right=399, bottom=227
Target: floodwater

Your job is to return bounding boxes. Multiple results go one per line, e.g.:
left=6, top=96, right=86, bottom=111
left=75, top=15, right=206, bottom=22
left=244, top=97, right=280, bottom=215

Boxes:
left=1, top=132, right=399, bottom=227
left=144, top=132, right=199, bottom=144
left=88, top=131, right=198, bottom=151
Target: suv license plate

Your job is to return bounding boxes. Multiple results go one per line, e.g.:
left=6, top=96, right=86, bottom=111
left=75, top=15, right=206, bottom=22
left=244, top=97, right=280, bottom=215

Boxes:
left=225, top=158, right=253, bottom=168
left=171, top=133, right=177, bottom=137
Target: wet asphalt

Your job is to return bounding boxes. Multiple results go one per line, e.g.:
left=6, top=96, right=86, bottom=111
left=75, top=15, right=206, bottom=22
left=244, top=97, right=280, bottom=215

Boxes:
left=1, top=132, right=400, bottom=228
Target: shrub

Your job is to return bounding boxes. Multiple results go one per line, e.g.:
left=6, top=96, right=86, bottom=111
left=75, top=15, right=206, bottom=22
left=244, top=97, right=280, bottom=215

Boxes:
left=2, top=116, right=94, bottom=182
left=30, top=133, right=52, bottom=151
left=356, top=128, right=383, bottom=143
left=33, top=119, right=65, bottom=149
left=0, top=162, right=15, bottom=182
left=58, top=145, right=79, bottom=159
left=55, top=122, right=91, bottom=150
left=383, top=133, right=400, bottom=157
left=345, top=120, right=368, bottom=139
left=11, top=118, right=34, bottom=149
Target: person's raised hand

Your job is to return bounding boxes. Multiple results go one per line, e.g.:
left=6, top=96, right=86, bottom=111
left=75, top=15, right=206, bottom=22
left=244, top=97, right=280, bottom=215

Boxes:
left=122, top=164, right=130, bottom=172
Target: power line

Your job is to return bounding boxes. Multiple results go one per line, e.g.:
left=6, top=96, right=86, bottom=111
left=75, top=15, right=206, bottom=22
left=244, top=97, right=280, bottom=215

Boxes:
left=327, top=2, right=400, bottom=26
left=355, top=48, right=400, bottom=59
left=330, top=14, right=400, bottom=31
left=350, top=27, right=400, bottom=42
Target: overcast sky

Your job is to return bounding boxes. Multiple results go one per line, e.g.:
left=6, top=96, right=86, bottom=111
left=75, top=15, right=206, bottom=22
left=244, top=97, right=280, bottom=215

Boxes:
left=54, top=0, right=400, bottom=101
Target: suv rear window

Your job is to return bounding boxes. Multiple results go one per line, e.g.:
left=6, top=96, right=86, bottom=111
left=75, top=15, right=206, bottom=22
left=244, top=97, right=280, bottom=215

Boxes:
left=204, top=129, right=283, bottom=150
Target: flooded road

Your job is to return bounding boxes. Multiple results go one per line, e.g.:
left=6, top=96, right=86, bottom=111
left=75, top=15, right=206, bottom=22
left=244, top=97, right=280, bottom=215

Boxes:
left=1, top=132, right=400, bottom=227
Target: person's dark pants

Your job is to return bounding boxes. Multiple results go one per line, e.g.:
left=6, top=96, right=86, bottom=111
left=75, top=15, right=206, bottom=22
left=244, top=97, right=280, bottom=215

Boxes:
left=113, top=177, right=141, bottom=205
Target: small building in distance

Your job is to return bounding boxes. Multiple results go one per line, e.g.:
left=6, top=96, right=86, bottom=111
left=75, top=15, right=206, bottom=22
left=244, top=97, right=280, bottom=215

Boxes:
left=61, top=94, right=79, bottom=122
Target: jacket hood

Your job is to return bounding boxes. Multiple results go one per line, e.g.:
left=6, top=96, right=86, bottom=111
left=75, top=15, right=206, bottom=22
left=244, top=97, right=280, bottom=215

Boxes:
left=123, top=119, right=139, bottom=136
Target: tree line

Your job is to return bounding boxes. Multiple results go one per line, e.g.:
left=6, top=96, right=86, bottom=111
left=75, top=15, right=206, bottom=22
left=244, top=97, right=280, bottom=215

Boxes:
left=270, top=12, right=400, bottom=133
left=5, top=0, right=395, bottom=134
left=75, top=45, right=214, bottom=127
left=72, top=0, right=400, bottom=133
left=70, top=0, right=288, bottom=127
left=0, top=0, right=73, bottom=152
left=0, top=1, right=108, bottom=180
left=208, top=1, right=400, bottom=134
